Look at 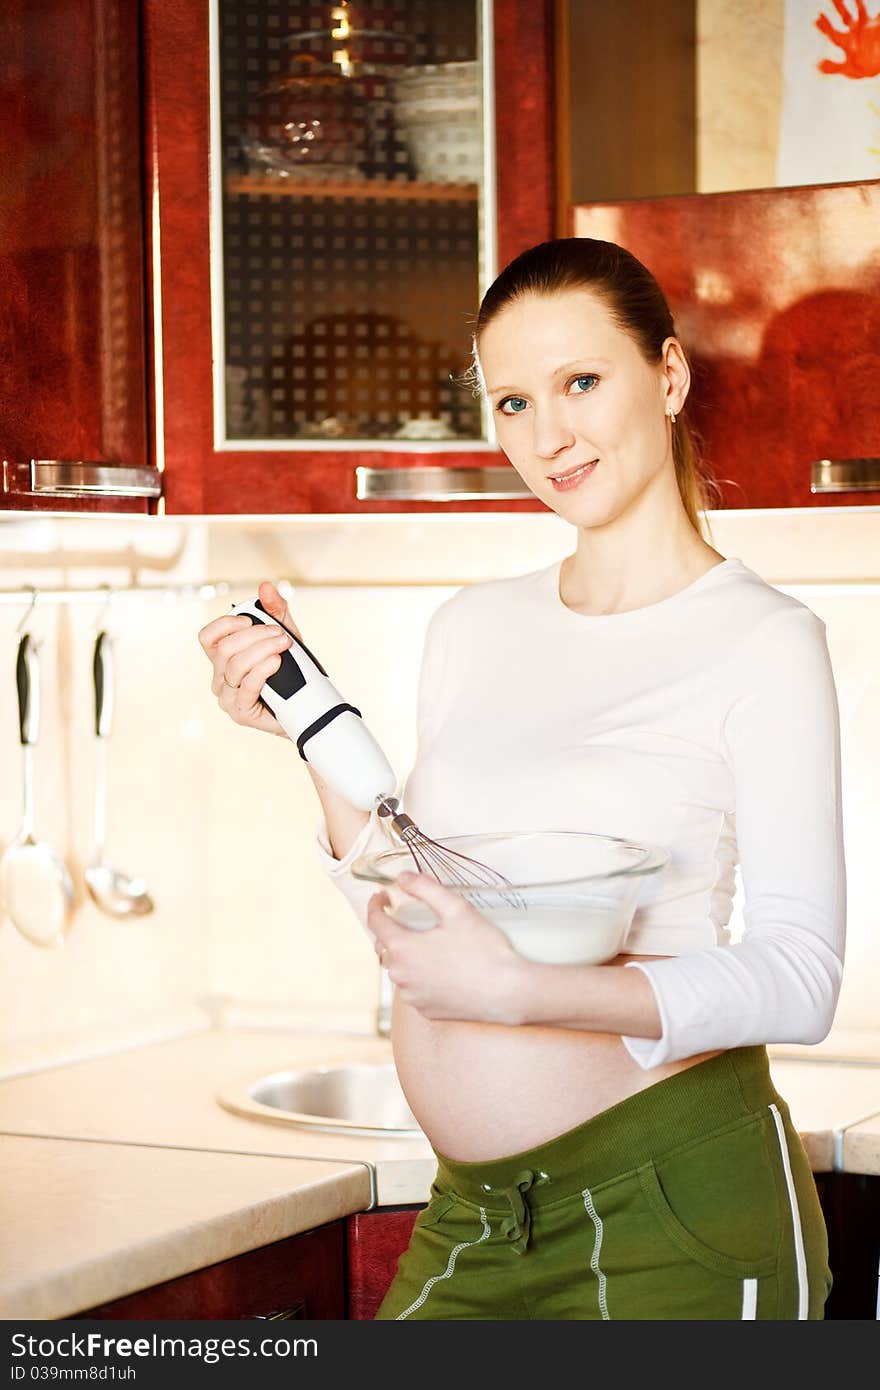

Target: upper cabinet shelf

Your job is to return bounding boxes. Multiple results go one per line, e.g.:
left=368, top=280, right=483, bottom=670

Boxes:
left=226, top=176, right=479, bottom=203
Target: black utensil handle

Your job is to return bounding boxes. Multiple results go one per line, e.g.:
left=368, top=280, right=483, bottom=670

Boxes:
left=93, top=631, right=114, bottom=738
left=16, top=634, right=39, bottom=747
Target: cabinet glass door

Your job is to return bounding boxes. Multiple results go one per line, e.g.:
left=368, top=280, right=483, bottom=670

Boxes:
left=213, top=0, right=493, bottom=448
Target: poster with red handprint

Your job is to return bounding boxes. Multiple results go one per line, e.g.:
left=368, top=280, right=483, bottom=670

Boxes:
left=777, top=0, right=880, bottom=184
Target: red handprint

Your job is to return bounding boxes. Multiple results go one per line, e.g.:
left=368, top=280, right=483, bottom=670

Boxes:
left=816, top=0, right=880, bottom=77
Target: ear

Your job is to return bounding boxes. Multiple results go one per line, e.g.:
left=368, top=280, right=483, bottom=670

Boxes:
left=660, top=336, right=691, bottom=414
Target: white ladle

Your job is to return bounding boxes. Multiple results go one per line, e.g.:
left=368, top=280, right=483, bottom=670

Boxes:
left=0, top=634, right=75, bottom=948
left=84, top=631, right=154, bottom=918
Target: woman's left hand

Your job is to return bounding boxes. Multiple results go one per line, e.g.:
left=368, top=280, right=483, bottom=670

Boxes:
left=367, top=871, right=528, bottom=1024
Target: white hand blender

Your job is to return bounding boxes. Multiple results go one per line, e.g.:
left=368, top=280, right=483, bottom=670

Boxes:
left=228, top=596, right=522, bottom=902
left=229, top=596, right=397, bottom=810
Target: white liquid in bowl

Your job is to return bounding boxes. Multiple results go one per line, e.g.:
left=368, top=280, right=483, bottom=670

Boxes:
left=391, top=892, right=635, bottom=965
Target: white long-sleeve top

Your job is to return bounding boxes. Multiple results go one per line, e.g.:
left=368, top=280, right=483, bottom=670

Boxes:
left=316, top=556, right=846, bottom=1069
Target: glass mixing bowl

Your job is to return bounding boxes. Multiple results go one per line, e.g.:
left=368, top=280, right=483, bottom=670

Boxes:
left=352, top=830, right=669, bottom=965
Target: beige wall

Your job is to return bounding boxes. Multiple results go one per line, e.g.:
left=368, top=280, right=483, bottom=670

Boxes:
left=697, top=0, right=786, bottom=194
left=0, top=508, right=878, bottom=1074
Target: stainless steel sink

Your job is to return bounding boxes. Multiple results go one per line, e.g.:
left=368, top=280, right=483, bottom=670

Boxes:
left=217, top=1062, right=425, bottom=1138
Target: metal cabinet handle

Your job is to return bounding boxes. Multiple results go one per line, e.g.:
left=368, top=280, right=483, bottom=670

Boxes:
left=355, top=465, right=532, bottom=501
left=810, top=459, right=880, bottom=493
left=251, top=1300, right=306, bottom=1320
left=29, top=460, right=163, bottom=498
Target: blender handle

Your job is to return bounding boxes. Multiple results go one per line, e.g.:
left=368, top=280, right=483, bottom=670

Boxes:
left=228, top=597, right=397, bottom=811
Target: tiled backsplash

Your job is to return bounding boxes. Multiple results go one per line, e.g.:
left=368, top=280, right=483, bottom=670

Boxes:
left=0, top=509, right=877, bottom=1073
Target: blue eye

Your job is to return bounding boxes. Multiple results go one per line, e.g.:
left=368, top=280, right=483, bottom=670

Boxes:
left=498, top=396, right=529, bottom=415
left=571, top=374, right=598, bottom=394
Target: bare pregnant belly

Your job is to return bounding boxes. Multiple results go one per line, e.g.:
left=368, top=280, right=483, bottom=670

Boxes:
left=390, top=953, right=723, bottom=1162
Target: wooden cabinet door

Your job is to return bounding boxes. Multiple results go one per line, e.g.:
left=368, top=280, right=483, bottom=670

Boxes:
left=345, top=1207, right=420, bottom=1320
left=0, top=0, right=160, bottom=513
left=145, top=0, right=556, bottom=515
left=75, top=1222, right=346, bottom=1320
left=573, top=179, right=880, bottom=510
left=816, top=1172, right=880, bottom=1321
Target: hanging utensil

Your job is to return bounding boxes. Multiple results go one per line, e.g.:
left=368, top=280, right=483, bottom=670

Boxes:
left=84, top=631, right=154, bottom=918
left=0, top=634, right=75, bottom=947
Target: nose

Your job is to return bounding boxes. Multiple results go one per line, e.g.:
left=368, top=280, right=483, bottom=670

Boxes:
left=532, top=401, right=575, bottom=461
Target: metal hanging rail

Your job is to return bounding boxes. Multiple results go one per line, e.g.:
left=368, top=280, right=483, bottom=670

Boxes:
left=0, top=576, right=877, bottom=610
left=0, top=579, right=295, bottom=607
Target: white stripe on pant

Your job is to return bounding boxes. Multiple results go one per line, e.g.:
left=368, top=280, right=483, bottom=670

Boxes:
left=769, top=1102, right=809, bottom=1318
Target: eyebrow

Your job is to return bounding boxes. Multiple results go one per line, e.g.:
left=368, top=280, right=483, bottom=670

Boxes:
left=485, top=358, right=612, bottom=396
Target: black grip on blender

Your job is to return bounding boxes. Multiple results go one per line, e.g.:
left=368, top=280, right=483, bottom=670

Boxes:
left=240, top=611, right=307, bottom=701
left=15, top=634, right=37, bottom=747
left=254, top=598, right=329, bottom=676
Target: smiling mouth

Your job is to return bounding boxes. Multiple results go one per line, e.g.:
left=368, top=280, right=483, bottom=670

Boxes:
left=548, top=459, right=599, bottom=488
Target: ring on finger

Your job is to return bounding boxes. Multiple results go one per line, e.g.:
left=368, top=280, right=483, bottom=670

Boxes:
left=223, top=672, right=240, bottom=690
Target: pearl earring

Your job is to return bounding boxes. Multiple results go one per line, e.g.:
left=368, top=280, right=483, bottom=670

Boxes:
left=666, top=408, right=677, bottom=424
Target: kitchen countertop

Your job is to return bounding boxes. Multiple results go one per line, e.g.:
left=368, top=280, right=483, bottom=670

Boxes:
left=0, top=1136, right=369, bottom=1321
left=841, top=1113, right=880, bottom=1177
left=2, top=1027, right=879, bottom=1320
left=0, top=1031, right=436, bottom=1207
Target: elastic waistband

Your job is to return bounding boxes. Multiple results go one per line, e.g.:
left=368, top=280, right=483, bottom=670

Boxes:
left=432, top=1046, right=780, bottom=1211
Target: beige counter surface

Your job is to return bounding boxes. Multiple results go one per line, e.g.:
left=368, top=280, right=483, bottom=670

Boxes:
left=0, top=1136, right=370, bottom=1321
left=0, top=1030, right=435, bottom=1207
left=841, top=1113, right=880, bottom=1177
left=1, top=1028, right=879, bottom=1321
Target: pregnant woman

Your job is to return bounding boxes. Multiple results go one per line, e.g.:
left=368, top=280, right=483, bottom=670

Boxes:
left=198, top=238, right=846, bottom=1320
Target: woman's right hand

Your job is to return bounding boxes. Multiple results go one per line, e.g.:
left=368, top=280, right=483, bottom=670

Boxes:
left=198, top=580, right=301, bottom=738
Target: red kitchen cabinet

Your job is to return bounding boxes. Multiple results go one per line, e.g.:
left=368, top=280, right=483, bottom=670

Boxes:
left=815, top=1172, right=880, bottom=1322
left=71, top=1209, right=422, bottom=1321
left=144, top=0, right=555, bottom=515
left=573, top=179, right=880, bottom=510
left=345, top=1206, right=420, bottom=1320
left=75, top=1221, right=347, bottom=1320
left=10, top=5, right=876, bottom=518
left=0, top=0, right=161, bottom=513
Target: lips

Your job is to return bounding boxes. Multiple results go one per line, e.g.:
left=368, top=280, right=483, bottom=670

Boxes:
left=548, top=459, right=598, bottom=490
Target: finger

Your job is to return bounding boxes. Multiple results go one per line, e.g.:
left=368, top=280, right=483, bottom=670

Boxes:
left=233, top=650, right=296, bottom=717
left=257, top=580, right=301, bottom=637
left=815, top=12, right=844, bottom=43
left=217, top=618, right=288, bottom=662
left=367, top=892, right=403, bottom=948
left=220, top=630, right=292, bottom=693
left=226, top=651, right=288, bottom=713
left=829, top=0, right=854, bottom=27
left=198, top=613, right=254, bottom=655
left=395, top=870, right=466, bottom=919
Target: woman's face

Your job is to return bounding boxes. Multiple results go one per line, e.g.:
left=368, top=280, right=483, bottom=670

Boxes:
left=477, top=289, right=688, bottom=526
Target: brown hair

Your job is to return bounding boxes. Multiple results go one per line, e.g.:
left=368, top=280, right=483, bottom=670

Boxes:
left=474, top=238, right=722, bottom=538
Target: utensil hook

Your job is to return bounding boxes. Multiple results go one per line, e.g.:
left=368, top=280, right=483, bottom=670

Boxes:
left=15, top=587, right=39, bottom=636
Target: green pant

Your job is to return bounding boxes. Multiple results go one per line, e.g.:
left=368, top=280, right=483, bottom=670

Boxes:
left=375, top=1047, right=831, bottom=1320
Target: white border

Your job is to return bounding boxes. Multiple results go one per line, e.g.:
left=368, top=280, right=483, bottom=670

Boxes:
left=208, top=0, right=497, bottom=454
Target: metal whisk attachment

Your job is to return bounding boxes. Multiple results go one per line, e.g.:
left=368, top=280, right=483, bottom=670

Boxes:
left=375, top=797, right=526, bottom=911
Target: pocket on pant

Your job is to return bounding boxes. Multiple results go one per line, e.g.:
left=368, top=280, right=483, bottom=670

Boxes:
left=417, top=1185, right=459, bottom=1231
left=637, top=1116, right=782, bottom=1279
